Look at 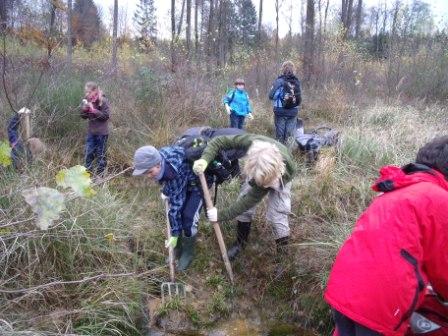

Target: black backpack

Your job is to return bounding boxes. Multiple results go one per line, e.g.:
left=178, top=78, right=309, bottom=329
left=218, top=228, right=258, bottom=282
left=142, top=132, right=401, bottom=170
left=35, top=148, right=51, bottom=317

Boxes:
left=280, top=77, right=301, bottom=109
left=174, top=127, right=246, bottom=184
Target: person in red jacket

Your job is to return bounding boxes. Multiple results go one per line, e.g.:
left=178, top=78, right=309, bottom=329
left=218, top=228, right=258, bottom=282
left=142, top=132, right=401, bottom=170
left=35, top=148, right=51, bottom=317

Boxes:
left=325, top=136, right=448, bottom=336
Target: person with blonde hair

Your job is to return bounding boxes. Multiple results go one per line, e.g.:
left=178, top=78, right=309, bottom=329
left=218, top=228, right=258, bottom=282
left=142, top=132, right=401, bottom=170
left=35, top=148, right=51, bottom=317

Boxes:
left=193, top=133, right=296, bottom=264
left=80, top=81, right=110, bottom=177
left=269, top=61, right=302, bottom=145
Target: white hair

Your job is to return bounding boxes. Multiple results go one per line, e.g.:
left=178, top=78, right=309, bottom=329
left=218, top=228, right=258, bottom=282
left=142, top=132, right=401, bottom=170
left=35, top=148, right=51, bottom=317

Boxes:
left=244, top=140, right=285, bottom=187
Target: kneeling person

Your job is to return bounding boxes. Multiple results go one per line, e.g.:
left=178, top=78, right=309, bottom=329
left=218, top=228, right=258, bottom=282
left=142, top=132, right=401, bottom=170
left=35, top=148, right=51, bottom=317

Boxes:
left=193, top=133, right=296, bottom=261
left=133, top=145, right=202, bottom=271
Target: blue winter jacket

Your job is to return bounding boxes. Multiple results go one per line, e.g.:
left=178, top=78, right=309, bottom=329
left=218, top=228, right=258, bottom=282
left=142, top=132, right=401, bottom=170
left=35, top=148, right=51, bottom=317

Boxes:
left=159, top=146, right=199, bottom=237
left=223, top=89, right=252, bottom=117
left=269, top=75, right=301, bottom=117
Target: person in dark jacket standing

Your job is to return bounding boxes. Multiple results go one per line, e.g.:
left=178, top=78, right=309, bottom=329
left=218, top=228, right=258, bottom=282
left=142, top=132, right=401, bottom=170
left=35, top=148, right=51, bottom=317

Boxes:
left=325, top=136, right=448, bottom=336
left=81, top=82, right=110, bottom=177
left=269, top=61, right=302, bottom=145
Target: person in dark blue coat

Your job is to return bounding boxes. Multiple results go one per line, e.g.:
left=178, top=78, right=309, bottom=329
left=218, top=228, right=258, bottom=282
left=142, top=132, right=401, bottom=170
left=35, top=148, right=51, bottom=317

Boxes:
left=269, top=61, right=302, bottom=145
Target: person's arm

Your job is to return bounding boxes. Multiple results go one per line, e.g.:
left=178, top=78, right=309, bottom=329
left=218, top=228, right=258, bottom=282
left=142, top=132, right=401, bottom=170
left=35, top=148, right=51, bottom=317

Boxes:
left=223, top=90, right=232, bottom=105
left=268, top=79, right=282, bottom=100
left=90, top=99, right=110, bottom=121
left=246, top=93, right=252, bottom=114
left=296, top=79, right=302, bottom=106
left=163, top=180, right=187, bottom=237
left=219, top=184, right=269, bottom=221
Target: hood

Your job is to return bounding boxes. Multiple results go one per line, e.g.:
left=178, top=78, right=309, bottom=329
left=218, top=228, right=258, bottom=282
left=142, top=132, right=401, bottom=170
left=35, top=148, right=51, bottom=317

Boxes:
left=372, top=163, right=448, bottom=193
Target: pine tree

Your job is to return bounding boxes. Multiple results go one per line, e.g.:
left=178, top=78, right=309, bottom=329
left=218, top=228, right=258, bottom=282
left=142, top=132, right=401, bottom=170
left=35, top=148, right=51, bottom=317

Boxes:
left=235, top=0, right=257, bottom=46
left=72, top=0, right=102, bottom=48
left=133, top=0, right=157, bottom=41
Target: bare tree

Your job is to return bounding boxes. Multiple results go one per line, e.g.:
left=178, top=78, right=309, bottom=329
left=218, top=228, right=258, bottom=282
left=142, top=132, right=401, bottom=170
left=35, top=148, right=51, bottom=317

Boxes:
left=194, top=0, right=199, bottom=54
left=206, top=0, right=214, bottom=61
left=171, top=0, right=175, bottom=71
left=186, top=0, right=191, bottom=55
left=275, top=0, right=280, bottom=53
left=323, top=0, right=329, bottom=34
left=303, top=0, right=315, bottom=83
left=258, top=0, right=263, bottom=41
left=67, top=0, right=73, bottom=66
left=177, top=0, right=186, bottom=36
left=111, top=0, right=118, bottom=72
left=355, top=0, right=362, bottom=38
left=341, top=0, right=354, bottom=38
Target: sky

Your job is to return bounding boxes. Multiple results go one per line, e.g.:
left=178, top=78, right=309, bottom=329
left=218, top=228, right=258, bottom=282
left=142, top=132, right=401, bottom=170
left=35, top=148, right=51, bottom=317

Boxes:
left=94, top=0, right=448, bottom=38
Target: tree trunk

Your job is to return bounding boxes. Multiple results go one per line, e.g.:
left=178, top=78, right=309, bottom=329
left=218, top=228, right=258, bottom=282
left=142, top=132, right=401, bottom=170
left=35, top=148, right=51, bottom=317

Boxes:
left=194, top=0, right=199, bottom=55
left=186, top=0, right=191, bottom=55
left=355, top=0, right=362, bottom=38
left=275, top=0, right=279, bottom=54
left=171, top=0, right=176, bottom=71
left=323, top=0, right=329, bottom=34
left=177, top=0, right=186, bottom=37
left=258, top=0, right=263, bottom=41
left=0, top=0, right=7, bottom=30
left=111, top=0, right=118, bottom=72
left=341, top=0, right=354, bottom=39
left=67, top=0, right=73, bottom=66
left=303, top=0, right=315, bottom=83
left=48, top=1, right=57, bottom=57
left=207, top=0, right=214, bottom=62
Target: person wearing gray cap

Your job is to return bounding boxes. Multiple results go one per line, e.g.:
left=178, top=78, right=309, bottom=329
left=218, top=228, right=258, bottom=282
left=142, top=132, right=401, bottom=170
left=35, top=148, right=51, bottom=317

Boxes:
left=132, top=145, right=203, bottom=271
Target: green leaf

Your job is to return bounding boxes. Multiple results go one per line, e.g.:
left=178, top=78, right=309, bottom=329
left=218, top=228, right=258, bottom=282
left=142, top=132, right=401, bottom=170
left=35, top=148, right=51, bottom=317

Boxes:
left=22, top=187, right=65, bottom=230
left=56, top=165, right=96, bottom=198
left=0, top=141, right=12, bottom=167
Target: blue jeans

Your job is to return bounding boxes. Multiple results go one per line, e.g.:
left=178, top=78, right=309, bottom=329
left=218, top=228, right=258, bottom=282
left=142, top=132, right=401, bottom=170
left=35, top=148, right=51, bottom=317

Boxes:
left=333, top=310, right=381, bottom=336
left=274, top=115, right=297, bottom=144
left=229, top=113, right=246, bottom=129
left=181, top=187, right=203, bottom=237
left=85, top=134, right=108, bottom=176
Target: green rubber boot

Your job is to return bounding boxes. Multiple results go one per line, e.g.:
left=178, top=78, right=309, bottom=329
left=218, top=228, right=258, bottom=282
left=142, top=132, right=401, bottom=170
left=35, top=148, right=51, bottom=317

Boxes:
left=177, top=235, right=196, bottom=271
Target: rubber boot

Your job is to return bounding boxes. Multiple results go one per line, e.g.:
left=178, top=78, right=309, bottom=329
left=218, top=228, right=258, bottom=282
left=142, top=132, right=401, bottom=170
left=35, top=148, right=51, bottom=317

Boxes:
left=274, top=236, right=290, bottom=278
left=177, top=235, right=196, bottom=271
left=227, top=221, right=251, bottom=261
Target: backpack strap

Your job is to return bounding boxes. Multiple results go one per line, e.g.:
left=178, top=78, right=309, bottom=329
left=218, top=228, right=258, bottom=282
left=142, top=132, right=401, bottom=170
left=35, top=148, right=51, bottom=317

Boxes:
left=227, top=89, right=236, bottom=105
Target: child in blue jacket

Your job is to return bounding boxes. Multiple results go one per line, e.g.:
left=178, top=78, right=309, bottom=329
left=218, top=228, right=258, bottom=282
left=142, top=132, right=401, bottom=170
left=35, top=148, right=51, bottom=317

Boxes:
left=223, top=78, right=253, bottom=130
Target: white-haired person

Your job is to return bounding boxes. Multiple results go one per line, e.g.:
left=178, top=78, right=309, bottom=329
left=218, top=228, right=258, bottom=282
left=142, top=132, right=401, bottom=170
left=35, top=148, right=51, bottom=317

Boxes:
left=193, top=133, right=297, bottom=264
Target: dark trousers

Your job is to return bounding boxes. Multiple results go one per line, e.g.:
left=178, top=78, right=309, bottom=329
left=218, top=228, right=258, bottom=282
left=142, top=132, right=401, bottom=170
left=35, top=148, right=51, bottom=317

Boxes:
left=274, top=115, right=297, bottom=144
left=229, top=113, right=246, bottom=129
left=11, top=142, right=25, bottom=169
left=181, top=188, right=203, bottom=237
left=85, top=134, right=108, bottom=176
left=333, top=310, right=381, bottom=336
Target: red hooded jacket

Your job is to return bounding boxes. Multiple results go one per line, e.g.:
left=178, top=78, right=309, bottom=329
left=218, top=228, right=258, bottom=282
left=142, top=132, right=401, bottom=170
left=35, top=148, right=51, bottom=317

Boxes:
left=325, top=164, right=448, bottom=336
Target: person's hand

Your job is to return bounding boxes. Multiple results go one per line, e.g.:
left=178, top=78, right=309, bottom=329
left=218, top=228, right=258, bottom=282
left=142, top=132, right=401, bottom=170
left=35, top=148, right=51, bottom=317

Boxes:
left=87, top=102, right=95, bottom=112
left=161, top=193, right=169, bottom=201
left=206, top=207, right=218, bottom=222
left=225, top=104, right=231, bottom=115
left=165, top=236, right=178, bottom=249
left=193, top=159, right=208, bottom=174
left=247, top=113, right=254, bottom=120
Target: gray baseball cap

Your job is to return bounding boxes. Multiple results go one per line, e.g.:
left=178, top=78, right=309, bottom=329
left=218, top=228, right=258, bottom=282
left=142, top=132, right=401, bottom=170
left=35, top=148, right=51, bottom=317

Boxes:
left=132, top=146, right=162, bottom=176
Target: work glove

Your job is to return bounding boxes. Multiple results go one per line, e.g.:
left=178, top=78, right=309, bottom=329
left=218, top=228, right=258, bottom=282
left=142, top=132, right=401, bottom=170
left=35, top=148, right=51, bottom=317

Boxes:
left=165, top=236, right=178, bottom=249
left=247, top=113, right=254, bottom=120
left=206, top=207, right=218, bottom=222
left=225, top=104, right=231, bottom=115
left=160, top=193, right=169, bottom=201
left=193, top=159, right=208, bottom=174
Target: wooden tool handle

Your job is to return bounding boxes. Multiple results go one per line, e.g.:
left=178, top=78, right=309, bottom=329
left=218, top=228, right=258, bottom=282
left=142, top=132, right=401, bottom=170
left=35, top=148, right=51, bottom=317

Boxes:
left=198, top=173, right=234, bottom=284
left=165, top=199, right=176, bottom=283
